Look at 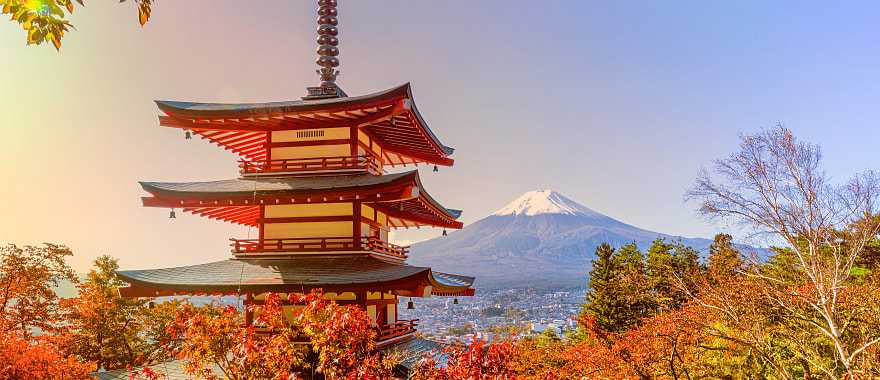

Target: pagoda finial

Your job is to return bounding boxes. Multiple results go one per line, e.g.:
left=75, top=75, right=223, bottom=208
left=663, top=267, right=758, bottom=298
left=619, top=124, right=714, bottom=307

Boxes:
left=305, top=0, right=345, bottom=99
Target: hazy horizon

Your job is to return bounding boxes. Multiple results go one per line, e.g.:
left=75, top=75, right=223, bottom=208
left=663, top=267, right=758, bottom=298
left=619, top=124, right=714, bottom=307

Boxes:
left=4, top=1, right=880, bottom=271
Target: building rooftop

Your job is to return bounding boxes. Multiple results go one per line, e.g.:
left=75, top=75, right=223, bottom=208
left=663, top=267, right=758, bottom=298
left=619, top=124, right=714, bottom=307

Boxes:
left=117, top=255, right=474, bottom=297
left=139, top=170, right=462, bottom=228
left=156, top=83, right=455, bottom=166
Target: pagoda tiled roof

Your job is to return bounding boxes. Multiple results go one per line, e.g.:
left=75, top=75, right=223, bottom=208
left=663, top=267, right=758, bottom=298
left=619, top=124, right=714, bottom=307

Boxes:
left=139, top=170, right=463, bottom=227
left=155, top=83, right=454, bottom=165
left=117, top=256, right=474, bottom=297
left=381, top=338, right=446, bottom=373
left=141, top=171, right=412, bottom=196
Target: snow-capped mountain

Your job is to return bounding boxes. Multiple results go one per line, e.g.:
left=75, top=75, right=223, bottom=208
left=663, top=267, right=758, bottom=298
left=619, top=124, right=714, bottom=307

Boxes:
left=408, top=190, right=716, bottom=289
left=493, top=189, right=604, bottom=217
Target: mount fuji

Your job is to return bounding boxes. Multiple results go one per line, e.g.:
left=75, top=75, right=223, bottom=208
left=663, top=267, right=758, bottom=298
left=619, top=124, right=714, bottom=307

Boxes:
left=408, top=190, right=715, bottom=289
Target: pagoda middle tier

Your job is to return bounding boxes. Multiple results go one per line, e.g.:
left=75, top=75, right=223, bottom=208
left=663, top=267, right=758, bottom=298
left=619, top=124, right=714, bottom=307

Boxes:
left=140, top=170, right=462, bottom=261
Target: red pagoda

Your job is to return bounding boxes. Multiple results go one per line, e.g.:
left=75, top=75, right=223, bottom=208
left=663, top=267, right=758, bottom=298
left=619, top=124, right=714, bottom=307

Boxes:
left=115, top=0, right=474, bottom=368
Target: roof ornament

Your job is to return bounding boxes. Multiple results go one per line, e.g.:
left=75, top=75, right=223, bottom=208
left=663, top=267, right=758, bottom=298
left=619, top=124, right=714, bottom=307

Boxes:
left=305, top=0, right=347, bottom=100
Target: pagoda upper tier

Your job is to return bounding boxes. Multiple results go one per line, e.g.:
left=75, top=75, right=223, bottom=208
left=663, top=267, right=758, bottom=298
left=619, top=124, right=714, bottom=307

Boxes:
left=156, top=83, right=454, bottom=169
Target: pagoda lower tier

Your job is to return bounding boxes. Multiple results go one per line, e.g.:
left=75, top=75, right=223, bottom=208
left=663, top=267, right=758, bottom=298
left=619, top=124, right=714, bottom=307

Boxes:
left=116, top=255, right=474, bottom=297
left=116, top=255, right=475, bottom=346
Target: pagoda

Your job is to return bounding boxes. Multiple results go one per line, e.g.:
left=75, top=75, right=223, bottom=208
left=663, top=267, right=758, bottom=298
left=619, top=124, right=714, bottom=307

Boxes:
left=116, top=0, right=474, bottom=358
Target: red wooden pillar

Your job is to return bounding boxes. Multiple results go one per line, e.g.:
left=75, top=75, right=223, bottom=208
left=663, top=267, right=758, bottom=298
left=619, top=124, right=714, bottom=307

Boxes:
left=244, top=293, right=254, bottom=326
left=349, top=125, right=358, bottom=158
left=353, top=200, right=362, bottom=249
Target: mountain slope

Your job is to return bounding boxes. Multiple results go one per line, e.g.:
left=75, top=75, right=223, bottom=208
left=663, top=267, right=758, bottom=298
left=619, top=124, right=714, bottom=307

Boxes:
left=408, top=190, right=714, bottom=289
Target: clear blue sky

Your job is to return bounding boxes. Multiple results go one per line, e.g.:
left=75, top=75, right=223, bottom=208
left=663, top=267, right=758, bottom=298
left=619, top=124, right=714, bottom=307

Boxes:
left=2, top=1, right=880, bottom=270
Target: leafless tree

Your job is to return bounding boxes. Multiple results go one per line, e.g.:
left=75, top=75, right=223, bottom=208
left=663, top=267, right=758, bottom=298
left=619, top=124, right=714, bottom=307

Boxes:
left=685, top=127, right=880, bottom=378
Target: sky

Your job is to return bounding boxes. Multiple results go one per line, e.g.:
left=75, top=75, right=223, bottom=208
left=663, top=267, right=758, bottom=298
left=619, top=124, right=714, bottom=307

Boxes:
left=3, top=1, right=880, bottom=272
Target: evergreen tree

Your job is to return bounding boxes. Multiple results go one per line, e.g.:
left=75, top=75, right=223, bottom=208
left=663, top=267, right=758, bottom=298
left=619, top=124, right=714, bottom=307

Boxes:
left=583, top=243, right=625, bottom=333
left=614, top=242, right=644, bottom=271
left=707, top=233, right=742, bottom=278
left=646, top=238, right=676, bottom=310
left=612, top=242, right=653, bottom=328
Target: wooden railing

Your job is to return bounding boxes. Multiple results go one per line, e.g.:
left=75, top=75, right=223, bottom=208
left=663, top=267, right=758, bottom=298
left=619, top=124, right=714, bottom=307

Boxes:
left=254, top=319, right=418, bottom=344
left=230, top=237, right=409, bottom=258
left=239, top=155, right=380, bottom=175
left=376, top=319, right=418, bottom=342
left=364, top=237, right=410, bottom=258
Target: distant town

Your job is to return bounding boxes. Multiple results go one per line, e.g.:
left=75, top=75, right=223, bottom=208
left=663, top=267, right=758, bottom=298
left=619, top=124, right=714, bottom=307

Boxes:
left=399, top=287, right=585, bottom=344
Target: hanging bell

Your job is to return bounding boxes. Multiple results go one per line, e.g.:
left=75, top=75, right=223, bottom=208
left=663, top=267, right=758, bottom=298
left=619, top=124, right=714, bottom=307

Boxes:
left=453, top=298, right=459, bottom=305
left=433, top=165, right=439, bottom=172
left=185, top=130, right=192, bottom=139
left=407, top=299, right=415, bottom=310
left=442, top=229, right=447, bottom=236
left=169, top=209, right=177, bottom=219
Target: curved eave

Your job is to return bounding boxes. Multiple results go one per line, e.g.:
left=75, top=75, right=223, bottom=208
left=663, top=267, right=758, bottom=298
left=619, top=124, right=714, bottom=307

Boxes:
left=414, top=171, right=462, bottom=222
left=155, top=84, right=412, bottom=119
left=115, top=257, right=473, bottom=298
left=156, top=83, right=455, bottom=166
left=138, top=171, right=462, bottom=229
left=139, top=171, right=418, bottom=201
left=371, top=173, right=463, bottom=229
left=428, top=270, right=475, bottom=296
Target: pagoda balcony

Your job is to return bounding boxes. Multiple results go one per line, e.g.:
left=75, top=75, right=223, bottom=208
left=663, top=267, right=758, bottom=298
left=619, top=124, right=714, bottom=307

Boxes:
left=230, top=237, right=410, bottom=259
left=239, top=155, right=381, bottom=176
left=376, top=319, right=418, bottom=344
left=253, top=320, right=417, bottom=346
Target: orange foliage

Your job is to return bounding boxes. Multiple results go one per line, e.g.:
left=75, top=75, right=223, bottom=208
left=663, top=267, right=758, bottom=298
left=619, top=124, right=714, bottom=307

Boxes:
left=411, top=340, right=519, bottom=380
left=509, top=309, right=704, bottom=379
left=164, top=289, right=395, bottom=380
left=0, top=330, right=95, bottom=380
left=0, top=244, right=77, bottom=337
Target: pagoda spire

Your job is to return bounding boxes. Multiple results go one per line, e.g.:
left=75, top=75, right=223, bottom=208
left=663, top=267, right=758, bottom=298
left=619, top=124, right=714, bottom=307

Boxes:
left=306, top=0, right=346, bottom=99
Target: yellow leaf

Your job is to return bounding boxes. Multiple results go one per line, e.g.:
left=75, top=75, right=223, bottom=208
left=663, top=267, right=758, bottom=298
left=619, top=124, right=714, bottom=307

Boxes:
left=51, top=34, right=60, bottom=50
left=137, top=6, right=148, bottom=26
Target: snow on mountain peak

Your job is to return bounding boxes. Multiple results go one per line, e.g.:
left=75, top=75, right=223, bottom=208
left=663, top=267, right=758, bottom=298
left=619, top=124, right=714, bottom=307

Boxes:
left=493, top=189, right=604, bottom=217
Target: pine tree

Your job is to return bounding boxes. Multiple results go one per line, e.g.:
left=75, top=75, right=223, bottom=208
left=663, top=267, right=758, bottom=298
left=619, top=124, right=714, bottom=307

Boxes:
left=646, top=238, right=676, bottom=310
left=707, top=233, right=742, bottom=278
left=612, top=242, right=653, bottom=328
left=583, top=243, right=624, bottom=333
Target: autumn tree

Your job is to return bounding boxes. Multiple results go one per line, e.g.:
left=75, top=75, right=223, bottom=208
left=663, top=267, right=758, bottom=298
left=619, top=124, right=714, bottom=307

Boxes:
left=706, top=233, right=742, bottom=279
left=0, top=243, right=77, bottom=337
left=0, top=330, right=95, bottom=380
left=297, top=290, right=394, bottom=379
left=0, top=243, right=94, bottom=379
left=165, top=294, right=307, bottom=380
left=165, top=289, right=397, bottom=380
left=686, top=127, right=880, bottom=378
left=58, top=255, right=155, bottom=371
left=410, top=340, right=519, bottom=380
left=0, top=0, right=152, bottom=49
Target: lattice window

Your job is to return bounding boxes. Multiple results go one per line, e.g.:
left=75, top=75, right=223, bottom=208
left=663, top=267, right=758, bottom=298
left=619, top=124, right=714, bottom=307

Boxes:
left=296, top=129, right=325, bottom=138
